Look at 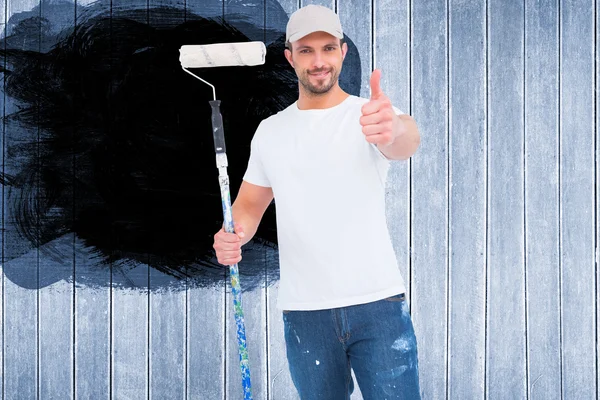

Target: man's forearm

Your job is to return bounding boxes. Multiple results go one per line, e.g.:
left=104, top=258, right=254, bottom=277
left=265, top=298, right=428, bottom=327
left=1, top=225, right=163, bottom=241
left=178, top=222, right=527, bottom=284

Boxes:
left=231, top=202, right=263, bottom=246
left=378, top=114, right=420, bottom=160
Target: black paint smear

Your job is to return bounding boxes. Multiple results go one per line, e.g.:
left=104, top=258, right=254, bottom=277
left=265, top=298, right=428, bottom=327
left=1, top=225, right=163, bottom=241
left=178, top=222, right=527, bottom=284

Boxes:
left=0, top=3, right=362, bottom=290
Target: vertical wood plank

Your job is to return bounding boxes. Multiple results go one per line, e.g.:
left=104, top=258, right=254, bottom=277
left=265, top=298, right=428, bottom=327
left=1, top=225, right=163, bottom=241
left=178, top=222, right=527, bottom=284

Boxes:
left=109, top=3, right=149, bottom=399
left=374, top=0, right=411, bottom=310
left=559, top=0, right=597, bottom=398
left=410, top=0, right=448, bottom=397
left=0, top=0, right=5, bottom=394
left=524, top=0, right=561, bottom=398
left=275, top=0, right=297, bottom=16
left=223, top=245, right=268, bottom=399
left=264, top=3, right=296, bottom=399
left=222, top=2, right=269, bottom=399
left=37, top=1, right=75, bottom=398
left=597, top=0, right=599, bottom=396
left=146, top=3, right=186, bottom=399
left=187, top=282, right=225, bottom=400
left=74, top=242, right=111, bottom=400
left=300, top=0, right=334, bottom=10
left=72, top=0, right=111, bottom=396
left=2, top=0, right=40, bottom=397
left=487, top=0, right=526, bottom=398
left=183, top=3, right=226, bottom=398
left=448, top=0, right=487, bottom=398
left=73, top=4, right=111, bottom=400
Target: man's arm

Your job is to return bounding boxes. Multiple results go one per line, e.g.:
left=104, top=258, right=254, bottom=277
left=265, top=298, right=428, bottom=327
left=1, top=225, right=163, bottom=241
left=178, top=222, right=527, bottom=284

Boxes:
left=377, top=113, right=420, bottom=160
left=231, top=180, right=274, bottom=246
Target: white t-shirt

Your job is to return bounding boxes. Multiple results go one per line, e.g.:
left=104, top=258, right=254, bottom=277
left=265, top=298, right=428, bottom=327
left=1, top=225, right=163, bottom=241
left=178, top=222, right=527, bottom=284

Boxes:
left=243, top=94, right=407, bottom=311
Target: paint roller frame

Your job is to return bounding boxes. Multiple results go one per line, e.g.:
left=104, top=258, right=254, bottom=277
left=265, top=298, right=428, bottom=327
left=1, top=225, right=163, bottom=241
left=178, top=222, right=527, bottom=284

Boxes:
left=179, top=41, right=267, bottom=400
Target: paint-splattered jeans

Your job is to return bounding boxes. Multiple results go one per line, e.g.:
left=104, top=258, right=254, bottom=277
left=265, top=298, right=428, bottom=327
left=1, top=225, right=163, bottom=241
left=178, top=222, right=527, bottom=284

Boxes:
left=282, top=293, right=421, bottom=399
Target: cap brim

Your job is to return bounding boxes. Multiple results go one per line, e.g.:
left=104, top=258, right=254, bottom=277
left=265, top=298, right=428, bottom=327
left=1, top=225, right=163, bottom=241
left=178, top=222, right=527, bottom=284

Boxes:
left=288, top=28, right=344, bottom=43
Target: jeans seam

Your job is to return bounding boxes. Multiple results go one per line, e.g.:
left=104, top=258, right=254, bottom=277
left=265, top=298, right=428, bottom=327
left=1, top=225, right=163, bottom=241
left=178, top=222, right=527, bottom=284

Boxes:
left=332, top=310, right=345, bottom=343
left=345, top=355, right=351, bottom=400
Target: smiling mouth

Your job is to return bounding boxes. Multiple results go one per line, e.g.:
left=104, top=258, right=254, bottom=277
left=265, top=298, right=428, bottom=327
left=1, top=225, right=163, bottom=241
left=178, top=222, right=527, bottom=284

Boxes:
left=309, top=70, right=330, bottom=78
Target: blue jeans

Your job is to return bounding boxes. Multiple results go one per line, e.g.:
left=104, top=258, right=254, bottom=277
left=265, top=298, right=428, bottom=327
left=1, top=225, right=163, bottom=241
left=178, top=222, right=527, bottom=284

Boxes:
left=282, top=293, right=421, bottom=399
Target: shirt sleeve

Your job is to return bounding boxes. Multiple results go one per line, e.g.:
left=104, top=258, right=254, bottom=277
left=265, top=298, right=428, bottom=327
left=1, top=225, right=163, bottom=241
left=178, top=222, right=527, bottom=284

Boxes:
left=242, top=122, right=272, bottom=188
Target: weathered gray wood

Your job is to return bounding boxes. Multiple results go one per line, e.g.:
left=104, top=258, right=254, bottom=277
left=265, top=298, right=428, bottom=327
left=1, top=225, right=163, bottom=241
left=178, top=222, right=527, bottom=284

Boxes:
left=274, top=0, right=297, bottom=16
left=146, top=4, right=187, bottom=399
left=38, top=237, right=74, bottom=399
left=111, top=265, right=149, bottom=399
left=374, top=0, right=411, bottom=308
left=410, top=0, right=448, bottom=398
left=448, top=0, right=487, bottom=398
left=37, top=2, right=75, bottom=398
left=73, top=3, right=111, bottom=399
left=597, top=1, right=600, bottom=397
left=2, top=0, right=40, bottom=397
left=524, top=0, right=561, bottom=398
left=224, top=244, right=268, bottom=399
left=300, top=0, right=334, bottom=10
left=0, top=0, right=5, bottom=395
left=109, top=0, right=149, bottom=397
left=559, top=0, right=597, bottom=398
left=149, top=280, right=186, bottom=399
left=487, top=1, right=527, bottom=399
left=187, top=282, right=225, bottom=400
left=74, top=239, right=111, bottom=400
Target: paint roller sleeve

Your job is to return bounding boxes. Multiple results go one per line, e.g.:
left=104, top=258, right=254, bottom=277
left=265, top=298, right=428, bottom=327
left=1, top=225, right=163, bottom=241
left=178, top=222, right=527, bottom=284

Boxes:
left=179, top=41, right=267, bottom=68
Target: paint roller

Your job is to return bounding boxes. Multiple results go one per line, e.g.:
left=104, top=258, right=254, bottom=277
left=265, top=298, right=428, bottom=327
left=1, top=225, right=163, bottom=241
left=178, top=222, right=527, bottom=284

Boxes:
left=179, top=41, right=266, bottom=400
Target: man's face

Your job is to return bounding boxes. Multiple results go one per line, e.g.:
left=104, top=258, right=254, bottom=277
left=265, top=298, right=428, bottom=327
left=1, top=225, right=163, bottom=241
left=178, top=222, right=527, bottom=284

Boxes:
left=285, top=31, right=347, bottom=95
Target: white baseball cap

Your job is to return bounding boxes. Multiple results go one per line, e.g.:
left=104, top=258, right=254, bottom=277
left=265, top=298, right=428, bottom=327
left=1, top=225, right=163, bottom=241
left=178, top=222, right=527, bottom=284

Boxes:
left=286, top=5, right=344, bottom=43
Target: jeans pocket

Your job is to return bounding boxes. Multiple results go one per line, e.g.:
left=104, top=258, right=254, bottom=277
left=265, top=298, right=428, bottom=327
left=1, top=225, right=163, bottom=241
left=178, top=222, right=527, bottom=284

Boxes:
left=383, top=293, right=405, bottom=302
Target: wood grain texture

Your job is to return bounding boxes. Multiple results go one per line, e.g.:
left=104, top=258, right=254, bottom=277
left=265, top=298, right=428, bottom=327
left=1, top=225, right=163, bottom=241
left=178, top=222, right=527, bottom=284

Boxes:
left=108, top=1, right=149, bottom=398
left=187, top=283, right=225, bottom=400
left=448, top=0, right=487, bottom=398
left=300, top=0, right=334, bottom=9
left=2, top=0, right=41, bottom=397
left=74, top=243, right=111, bottom=400
left=264, top=2, right=296, bottom=398
left=559, top=0, right=597, bottom=398
left=597, top=0, right=599, bottom=397
left=487, top=0, right=527, bottom=398
left=224, top=246, right=268, bottom=399
left=147, top=4, right=187, bottom=399
left=0, top=0, right=5, bottom=395
left=410, top=0, right=448, bottom=398
left=37, top=1, right=76, bottom=398
left=524, top=0, right=561, bottom=398
left=374, top=0, right=411, bottom=312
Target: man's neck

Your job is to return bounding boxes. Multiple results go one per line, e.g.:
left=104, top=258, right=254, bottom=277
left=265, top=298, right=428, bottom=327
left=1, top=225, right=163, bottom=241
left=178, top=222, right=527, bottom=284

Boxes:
left=296, top=85, right=350, bottom=110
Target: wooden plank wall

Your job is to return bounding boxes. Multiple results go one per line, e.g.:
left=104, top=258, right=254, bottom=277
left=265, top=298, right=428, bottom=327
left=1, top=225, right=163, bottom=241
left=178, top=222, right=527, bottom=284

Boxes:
left=0, top=0, right=598, bottom=399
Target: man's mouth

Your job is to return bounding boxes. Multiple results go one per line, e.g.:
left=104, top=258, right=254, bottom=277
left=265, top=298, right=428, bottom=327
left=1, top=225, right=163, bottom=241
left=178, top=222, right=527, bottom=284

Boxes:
left=309, top=70, right=331, bottom=78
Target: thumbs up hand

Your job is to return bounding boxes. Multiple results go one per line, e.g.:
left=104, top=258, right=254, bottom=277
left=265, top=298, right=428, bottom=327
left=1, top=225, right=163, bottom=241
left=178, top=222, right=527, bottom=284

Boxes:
left=360, top=69, right=405, bottom=147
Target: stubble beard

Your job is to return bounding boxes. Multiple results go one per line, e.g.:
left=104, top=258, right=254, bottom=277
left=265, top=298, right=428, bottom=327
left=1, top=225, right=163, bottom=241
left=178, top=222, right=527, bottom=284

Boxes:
left=298, top=66, right=340, bottom=96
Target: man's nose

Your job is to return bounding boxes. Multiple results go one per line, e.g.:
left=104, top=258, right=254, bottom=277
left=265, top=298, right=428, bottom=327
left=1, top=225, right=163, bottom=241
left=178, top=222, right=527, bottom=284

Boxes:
left=312, top=51, right=326, bottom=69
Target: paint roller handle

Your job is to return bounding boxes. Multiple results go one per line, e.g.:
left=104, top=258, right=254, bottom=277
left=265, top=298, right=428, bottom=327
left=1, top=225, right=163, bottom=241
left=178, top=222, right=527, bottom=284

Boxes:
left=209, top=100, right=227, bottom=154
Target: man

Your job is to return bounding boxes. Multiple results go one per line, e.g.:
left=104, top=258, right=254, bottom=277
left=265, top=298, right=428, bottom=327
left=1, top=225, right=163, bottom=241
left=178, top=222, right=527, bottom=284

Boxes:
left=213, top=4, right=421, bottom=399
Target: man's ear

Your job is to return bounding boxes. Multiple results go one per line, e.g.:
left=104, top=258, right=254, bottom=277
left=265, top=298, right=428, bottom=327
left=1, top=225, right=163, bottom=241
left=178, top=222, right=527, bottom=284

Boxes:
left=341, top=42, right=348, bottom=60
left=284, top=48, right=294, bottom=68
